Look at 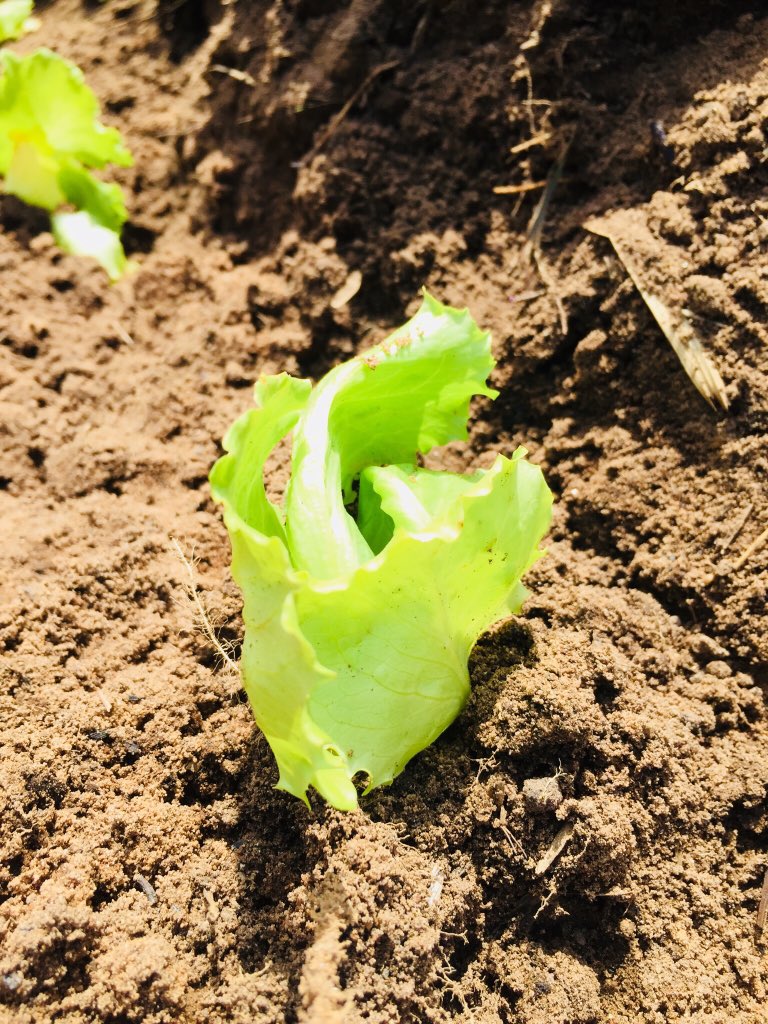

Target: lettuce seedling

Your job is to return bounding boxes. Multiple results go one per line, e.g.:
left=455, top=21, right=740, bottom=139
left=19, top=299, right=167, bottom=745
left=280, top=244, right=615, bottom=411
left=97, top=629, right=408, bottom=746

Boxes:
left=0, top=0, right=34, bottom=42
left=211, top=291, right=552, bottom=810
left=0, top=48, right=133, bottom=279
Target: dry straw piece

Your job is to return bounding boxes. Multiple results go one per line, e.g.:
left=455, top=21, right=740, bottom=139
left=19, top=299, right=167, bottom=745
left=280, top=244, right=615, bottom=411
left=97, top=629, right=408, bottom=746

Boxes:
left=757, top=868, right=768, bottom=939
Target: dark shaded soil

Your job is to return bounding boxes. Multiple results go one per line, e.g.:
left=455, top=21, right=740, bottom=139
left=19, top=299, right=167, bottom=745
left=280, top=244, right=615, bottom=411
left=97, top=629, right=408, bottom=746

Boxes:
left=1, top=1, right=767, bottom=1021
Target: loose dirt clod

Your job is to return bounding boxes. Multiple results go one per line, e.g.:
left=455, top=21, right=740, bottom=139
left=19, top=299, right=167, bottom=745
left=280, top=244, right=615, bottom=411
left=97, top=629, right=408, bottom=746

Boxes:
left=523, top=776, right=564, bottom=814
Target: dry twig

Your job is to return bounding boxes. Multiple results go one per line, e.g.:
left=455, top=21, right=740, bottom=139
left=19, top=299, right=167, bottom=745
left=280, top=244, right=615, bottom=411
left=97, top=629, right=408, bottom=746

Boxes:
left=508, top=154, right=568, bottom=334
left=304, top=60, right=401, bottom=162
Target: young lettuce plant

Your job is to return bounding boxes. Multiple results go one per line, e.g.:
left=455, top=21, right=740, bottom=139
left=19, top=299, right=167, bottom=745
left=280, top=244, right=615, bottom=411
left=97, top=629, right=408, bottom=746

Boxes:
left=0, top=0, right=34, bottom=42
left=0, top=48, right=133, bottom=279
left=211, top=291, right=553, bottom=810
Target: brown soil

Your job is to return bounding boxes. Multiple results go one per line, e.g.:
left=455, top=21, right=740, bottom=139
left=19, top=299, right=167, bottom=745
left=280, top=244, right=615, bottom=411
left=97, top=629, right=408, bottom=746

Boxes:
left=2, top=1, right=767, bottom=1021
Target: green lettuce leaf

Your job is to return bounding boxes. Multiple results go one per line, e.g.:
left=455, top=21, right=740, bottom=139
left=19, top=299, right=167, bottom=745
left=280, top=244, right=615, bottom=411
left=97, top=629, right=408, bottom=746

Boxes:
left=0, top=49, right=133, bottom=278
left=211, top=292, right=553, bottom=810
left=52, top=210, right=129, bottom=282
left=0, top=0, right=34, bottom=43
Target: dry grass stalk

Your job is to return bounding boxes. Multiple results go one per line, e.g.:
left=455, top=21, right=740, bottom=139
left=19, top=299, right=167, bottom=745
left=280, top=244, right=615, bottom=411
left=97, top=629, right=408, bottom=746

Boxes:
left=511, top=154, right=568, bottom=334
left=732, top=523, right=768, bottom=572
left=509, top=131, right=551, bottom=155
left=210, top=64, right=256, bottom=87
left=494, top=179, right=550, bottom=195
left=305, top=60, right=401, bottom=162
left=757, top=868, right=768, bottom=938
left=719, top=503, right=754, bottom=552
left=170, top=537, right=239, bottom=676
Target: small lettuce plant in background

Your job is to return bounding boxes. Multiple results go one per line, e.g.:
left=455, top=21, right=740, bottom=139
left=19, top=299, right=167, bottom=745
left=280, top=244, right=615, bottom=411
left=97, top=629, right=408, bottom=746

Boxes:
left=211, top=291, right=553, bottom=810
left=0, top=0, right=35, bottom=42
left=0, top=47, right=133, bottom=279
left=0, top=0, right=36, bottom=41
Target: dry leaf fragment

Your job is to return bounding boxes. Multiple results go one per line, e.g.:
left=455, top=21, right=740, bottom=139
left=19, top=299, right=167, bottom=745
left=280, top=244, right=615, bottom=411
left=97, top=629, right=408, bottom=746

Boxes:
left=535, top=820, right=575, bottom=875
left=585, top=217, right=729, bottom=411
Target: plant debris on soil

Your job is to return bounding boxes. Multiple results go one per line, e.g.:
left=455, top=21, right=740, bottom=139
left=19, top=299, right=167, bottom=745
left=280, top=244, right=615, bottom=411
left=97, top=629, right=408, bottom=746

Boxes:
left=1, top=2, right=767, bottom=1022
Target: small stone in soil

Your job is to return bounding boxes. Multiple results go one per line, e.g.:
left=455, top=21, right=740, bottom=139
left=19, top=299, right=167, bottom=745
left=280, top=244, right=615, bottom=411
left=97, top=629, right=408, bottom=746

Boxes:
left=87, top=730, right=113, bottom=743
left=523, top=776, right=564, bottom=814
